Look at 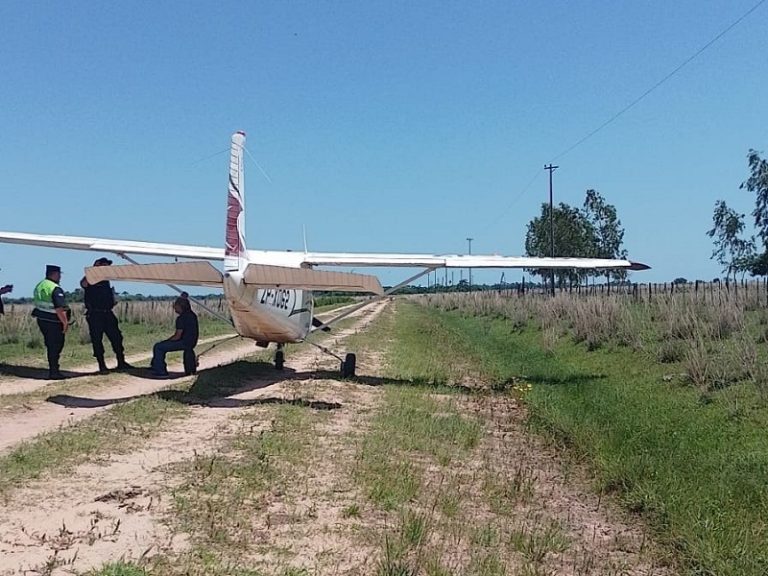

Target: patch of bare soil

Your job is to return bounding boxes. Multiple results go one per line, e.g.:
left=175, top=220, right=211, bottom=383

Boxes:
left=0, top=301, right=389, bottom=576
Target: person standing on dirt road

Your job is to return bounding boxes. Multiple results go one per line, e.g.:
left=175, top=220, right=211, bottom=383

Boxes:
left=149, top=296, right=199, bottom=378
left=31, top=264, right=70, bottom=379
left=0, top=272, right=12, bottom=315
left=80, top=257, right=132, bottom=374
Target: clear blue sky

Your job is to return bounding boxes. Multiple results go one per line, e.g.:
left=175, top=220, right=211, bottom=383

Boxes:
left=1, top=0, right=766, bottom=295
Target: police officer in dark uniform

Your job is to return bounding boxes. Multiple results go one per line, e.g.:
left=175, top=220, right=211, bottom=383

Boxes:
left=80, top=257, right=132, bottom=373
left=0, top=271, right=12, bottom=315
left=32, top=264, right=70, bottom=379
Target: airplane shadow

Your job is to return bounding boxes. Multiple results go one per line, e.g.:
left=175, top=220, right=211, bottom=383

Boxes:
left=43, top=359, right=482, bottom=411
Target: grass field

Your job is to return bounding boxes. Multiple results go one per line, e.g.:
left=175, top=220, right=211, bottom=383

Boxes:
left=414, top=292, right=768, bottom=576
left=5, top=294, right=760, bottom=575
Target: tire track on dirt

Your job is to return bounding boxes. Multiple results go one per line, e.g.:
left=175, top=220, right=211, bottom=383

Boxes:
left=0, top=301, right=388, bottom=576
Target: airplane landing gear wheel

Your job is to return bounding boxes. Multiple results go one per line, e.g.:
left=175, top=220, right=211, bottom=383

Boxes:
left=275, top=347, right=285, bottom=370
left=340, top=353, right=356, bottom=378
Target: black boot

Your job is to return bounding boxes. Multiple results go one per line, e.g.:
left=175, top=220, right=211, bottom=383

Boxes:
left=48, top=369, right=65, bottom=380
left=115, top=353, right=133, bottom=371
left=97, top=356, right=109, bottom=374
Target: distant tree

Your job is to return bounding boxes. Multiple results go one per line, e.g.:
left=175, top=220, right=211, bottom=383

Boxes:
left=525, top=202, right=595, bottom=288
left=735, top=150, right=768, bottom=277
left=746, top=251, right=768, bottom=277
left=582, top=189, right=628, bottom=284
left=707, top=200, right=755, bottom=282
left=741, top=150, right=768, bottom=244
left=673, top=277, right=688, bottom=284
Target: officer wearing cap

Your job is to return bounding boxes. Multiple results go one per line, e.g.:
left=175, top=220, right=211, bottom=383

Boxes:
left=32, top=264, right=70, bottom=379
left=80, top=257, right=131, bottom=373
left=0, top=269, right=12, bottom=315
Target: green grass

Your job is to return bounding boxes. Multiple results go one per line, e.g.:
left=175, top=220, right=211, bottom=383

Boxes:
left=167, top=403, right=319, bottom=562
left=0, top=393, right=186, bottom=498
left=406, top=300, right=768, bottom=576
left=85, top=562, right=149, bottom=576
left=355, top=386, right=481, bottom=510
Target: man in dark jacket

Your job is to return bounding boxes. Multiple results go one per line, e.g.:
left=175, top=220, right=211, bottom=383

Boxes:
left=0, top=274, right=12, bottom=315
left=80, top=257, right=131, bottom=373
left=149, top=296, right=198, bottom=377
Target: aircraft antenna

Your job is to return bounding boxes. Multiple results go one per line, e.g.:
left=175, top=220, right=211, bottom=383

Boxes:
left=243, top=145, right=273, bottom=184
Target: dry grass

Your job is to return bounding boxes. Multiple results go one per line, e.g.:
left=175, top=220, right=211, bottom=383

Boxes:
left=423, top=289, right=768, bottom=403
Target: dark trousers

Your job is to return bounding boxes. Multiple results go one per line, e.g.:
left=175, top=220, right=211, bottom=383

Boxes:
left=37, top=319, right=65, bottom=373
left=151, top=340, right=196, bottom=375
left=86, top=311, right=124, bottom=359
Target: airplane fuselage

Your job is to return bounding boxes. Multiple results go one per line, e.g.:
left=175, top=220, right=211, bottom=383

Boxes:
left=223, top=270, right=313, bottom=343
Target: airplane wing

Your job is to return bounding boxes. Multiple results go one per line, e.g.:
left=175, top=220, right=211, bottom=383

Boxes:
left=300, top=253, right=650, bottom=271
left=85, top=261, right=223, bottom=287
left=0, top=231, right=223, bottom=260
left=244, top=264, right=383, bottom=294
left=0, top=231, right=649, bottom=271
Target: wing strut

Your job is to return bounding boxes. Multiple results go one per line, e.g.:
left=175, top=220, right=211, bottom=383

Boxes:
left=116, top=253, right=235, bottom=327
left=309, top=267, right=438, bottom=334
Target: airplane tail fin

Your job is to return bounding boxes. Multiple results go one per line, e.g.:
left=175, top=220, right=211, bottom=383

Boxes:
left=225, top=131, right=247, bottom=272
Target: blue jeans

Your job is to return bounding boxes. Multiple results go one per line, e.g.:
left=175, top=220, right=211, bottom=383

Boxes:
left=150, top=340, right=188, bottom=375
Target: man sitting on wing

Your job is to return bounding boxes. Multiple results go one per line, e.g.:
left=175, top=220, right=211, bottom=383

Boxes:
left=149, top=296, right=198, bottom=378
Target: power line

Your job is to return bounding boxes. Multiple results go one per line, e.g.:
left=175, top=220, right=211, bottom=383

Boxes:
left=549, top=0, right=767, bottom=163
left=484, top=168, right=542, bottom=230
left=480, top=0, right=766, bottom=238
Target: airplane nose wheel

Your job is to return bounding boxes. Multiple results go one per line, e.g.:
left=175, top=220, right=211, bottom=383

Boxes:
left=341, top=353, right=356, bottom=378
left=275, top=344, right=285, bottom=370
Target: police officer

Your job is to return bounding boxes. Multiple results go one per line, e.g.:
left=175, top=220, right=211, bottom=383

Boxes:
left=0, top=271, right=12, bottom=315
left=80, top=257, right=131, bottom=373
left=32, top=264, right=70, bottom=379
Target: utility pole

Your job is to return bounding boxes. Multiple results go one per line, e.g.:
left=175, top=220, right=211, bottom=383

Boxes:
left=466, top=237, right=473, bottom=291
left=544, top=164, right=558, bottom=296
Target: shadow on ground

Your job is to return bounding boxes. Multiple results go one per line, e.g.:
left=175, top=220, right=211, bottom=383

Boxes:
left=43, top=357, right=606, bottom=411
left=42, top=356, right=480, bottom=410
left=0, top=362, right=96, bottom=380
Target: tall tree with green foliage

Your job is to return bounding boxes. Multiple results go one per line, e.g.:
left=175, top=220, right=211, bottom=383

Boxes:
left=706, top=200, right=755, bottom=281
left=735, top=150, right=768, bottom=277
left=741, top=150, right=768, bottom=245
left=525, top=202, right=595, bottom=288
left=582, top=189, right=628, bottom=283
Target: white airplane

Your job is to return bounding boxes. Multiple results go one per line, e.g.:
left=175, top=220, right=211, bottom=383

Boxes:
left=0, top=131, right=649, bottom=376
